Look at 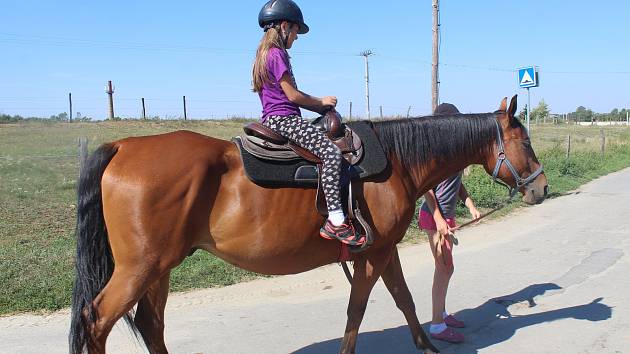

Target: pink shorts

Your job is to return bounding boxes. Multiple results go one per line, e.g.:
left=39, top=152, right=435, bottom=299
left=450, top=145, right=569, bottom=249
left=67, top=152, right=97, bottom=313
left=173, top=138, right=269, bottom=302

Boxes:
left=418, top=210, right=456, bottom=231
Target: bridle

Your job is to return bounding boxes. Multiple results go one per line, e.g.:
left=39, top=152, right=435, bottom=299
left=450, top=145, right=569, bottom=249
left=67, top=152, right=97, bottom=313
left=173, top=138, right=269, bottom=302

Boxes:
left=491, top=119, right=544, bottom=198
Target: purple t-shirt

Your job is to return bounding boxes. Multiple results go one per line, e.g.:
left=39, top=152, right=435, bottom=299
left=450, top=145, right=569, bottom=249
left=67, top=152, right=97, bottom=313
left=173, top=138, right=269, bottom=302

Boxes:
left=258, top=47, right=301, bottom=121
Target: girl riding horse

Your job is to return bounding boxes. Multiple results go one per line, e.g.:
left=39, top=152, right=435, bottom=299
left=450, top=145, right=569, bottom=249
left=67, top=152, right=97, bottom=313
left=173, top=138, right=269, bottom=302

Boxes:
left=253, top=0, right=365, bottom=246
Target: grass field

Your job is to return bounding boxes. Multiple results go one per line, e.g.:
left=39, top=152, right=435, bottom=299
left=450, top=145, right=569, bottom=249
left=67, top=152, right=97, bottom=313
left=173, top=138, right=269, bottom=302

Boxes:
left=1, top=119, right=630, bottom=315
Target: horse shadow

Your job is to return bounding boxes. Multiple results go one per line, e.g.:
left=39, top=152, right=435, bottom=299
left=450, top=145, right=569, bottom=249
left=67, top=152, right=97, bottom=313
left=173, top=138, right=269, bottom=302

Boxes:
left=293, top=283, right=611, bottom=354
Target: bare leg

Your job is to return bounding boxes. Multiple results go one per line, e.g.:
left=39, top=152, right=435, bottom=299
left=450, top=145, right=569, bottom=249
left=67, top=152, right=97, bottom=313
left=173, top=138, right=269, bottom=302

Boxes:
left=381, top=247, right=440, bottom=353
left=135, top=272, right=171, bottom=354
left=339, top=247, right=394, bottom=354
left=427, top=230, right=454, bottom=324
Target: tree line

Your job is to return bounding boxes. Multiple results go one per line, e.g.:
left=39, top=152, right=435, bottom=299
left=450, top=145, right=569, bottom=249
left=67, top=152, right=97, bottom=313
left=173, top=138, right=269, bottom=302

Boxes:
left=0, top=112, right=92, bottom=123
left=518, top=99, right=630, bottom=123
left=2, top=102, right=629, bottom=124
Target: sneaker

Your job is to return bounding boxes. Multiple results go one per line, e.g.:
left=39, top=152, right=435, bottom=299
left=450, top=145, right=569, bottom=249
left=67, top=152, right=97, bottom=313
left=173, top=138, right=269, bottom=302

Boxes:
left=430, top=327, right=465, bottom=343
left=444, top=314, right=465, bottom=328
left=319, top=219, right=366, bottom=246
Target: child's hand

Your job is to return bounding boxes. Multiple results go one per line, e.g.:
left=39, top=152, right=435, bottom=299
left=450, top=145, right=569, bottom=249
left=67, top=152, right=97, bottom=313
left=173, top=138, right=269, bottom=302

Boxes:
left=436, top=217, right=453, bottom=239
left=469, top=206, right=481, bottom=221
left=322, top=96, right=337, bottom=107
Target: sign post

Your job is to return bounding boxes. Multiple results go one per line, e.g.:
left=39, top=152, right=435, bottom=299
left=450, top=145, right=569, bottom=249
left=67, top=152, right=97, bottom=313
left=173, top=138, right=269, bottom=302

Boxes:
left=517, top=66, right=539, bottom=133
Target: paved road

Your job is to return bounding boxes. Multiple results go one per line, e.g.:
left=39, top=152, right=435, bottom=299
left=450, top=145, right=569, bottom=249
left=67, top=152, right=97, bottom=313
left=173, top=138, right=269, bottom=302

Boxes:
left=2, top=168, right=629, bottom=354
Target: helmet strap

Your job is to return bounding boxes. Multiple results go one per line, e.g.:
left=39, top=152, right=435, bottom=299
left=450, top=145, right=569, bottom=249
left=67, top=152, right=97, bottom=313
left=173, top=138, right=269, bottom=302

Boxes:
left=271, top=22, right=290, bottom=48
left=280, top=25, right=289, bottom=48
left=263, top=23, right=275, bottom=32
left=264, top=22, right=290, bottom=49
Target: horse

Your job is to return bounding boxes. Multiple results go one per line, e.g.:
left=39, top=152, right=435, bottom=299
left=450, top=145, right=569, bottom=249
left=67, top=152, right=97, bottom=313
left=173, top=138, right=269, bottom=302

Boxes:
left=69, top=96, right=547, bottom=354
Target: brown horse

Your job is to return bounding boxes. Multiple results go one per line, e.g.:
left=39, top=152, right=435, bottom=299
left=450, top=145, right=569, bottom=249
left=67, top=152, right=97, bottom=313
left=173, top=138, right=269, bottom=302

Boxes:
left=69, top=96, right=547, bottom=354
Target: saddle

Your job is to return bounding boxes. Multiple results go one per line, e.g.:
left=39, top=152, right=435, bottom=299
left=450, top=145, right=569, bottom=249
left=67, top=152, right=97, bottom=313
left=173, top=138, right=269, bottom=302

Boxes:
left=242, top=111, right=364, bottom=165
left=234, top=112, right=388, bottom=253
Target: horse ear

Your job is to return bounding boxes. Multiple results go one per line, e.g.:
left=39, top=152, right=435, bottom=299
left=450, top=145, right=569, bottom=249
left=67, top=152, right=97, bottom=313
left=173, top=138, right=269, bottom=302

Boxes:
left=498, top=97, right=508, bottom=112
left=508, top=95, right=518, bottom=118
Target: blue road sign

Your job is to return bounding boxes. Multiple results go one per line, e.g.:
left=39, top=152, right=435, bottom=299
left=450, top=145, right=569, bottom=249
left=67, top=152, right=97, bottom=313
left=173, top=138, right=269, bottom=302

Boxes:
left=517, top=66, right=538, bottom=88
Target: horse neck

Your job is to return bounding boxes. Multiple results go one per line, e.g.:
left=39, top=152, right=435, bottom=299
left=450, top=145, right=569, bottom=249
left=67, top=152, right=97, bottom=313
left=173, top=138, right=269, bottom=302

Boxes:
left=375, top=114, right=497, bottom=200
left=412, top=151, right=486, bottom=200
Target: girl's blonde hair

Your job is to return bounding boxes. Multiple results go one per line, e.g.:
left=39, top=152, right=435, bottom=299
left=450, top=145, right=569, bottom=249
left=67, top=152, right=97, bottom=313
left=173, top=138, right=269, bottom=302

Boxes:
left=252, top=27, right=289, bottom=93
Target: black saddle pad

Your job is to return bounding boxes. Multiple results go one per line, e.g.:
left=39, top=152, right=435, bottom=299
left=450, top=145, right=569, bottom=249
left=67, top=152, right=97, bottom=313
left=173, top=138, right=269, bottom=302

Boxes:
left=233, top=121, right=388, bottom=187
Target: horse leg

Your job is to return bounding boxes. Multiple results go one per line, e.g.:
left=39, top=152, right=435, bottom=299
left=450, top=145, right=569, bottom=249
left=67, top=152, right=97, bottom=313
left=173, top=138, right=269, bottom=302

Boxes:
left=88, top=266, right=160, bottom=353
left=339, top=247, right=394, bottom=354
left=134, top=272, right=171, bottom=354
left=381, top=247, right=440, bottom=354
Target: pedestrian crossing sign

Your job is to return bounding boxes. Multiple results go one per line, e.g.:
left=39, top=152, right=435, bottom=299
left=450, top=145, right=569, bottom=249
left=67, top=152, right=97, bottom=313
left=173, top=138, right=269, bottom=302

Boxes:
left=517, top=66, right=539, bottom=88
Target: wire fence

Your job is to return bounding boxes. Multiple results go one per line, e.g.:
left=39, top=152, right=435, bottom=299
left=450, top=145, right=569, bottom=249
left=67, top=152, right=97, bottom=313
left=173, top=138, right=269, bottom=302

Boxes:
left=1, top=122, right=627, bottom=164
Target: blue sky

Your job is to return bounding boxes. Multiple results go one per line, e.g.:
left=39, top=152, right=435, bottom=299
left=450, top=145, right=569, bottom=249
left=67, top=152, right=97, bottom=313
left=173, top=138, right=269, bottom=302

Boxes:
left=2, top=0, right=629, bottom=119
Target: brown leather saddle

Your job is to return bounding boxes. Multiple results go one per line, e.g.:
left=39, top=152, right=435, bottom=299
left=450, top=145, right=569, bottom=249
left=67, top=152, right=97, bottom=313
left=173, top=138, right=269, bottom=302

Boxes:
left=242, top=111, right=364, bottom=165
left=240, top=111, right=374, bottom=253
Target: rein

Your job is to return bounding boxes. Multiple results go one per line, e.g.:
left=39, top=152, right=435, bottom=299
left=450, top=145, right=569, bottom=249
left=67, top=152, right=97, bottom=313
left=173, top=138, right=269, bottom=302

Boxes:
left=449, top=190, right=515, bottom=239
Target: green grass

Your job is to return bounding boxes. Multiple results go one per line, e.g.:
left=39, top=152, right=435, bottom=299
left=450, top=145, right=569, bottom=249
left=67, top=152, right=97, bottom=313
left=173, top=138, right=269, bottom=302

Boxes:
left=0, top=120, right=254, bottom=315
left=1, top=120, right=630, bottom=315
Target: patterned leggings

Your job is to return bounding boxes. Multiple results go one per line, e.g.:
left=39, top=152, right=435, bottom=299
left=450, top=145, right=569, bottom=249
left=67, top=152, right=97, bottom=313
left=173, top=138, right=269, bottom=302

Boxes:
left=263, top=115, right=343, bottom=211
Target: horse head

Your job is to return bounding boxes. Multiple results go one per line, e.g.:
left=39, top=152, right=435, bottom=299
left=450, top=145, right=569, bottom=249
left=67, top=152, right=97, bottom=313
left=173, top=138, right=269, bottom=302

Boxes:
left=485, top=95, right=548, bottom=205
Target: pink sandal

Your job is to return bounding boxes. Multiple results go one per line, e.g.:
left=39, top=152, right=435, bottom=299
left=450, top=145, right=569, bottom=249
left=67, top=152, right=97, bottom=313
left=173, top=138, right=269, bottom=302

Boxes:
left=430, top=327, right=465, bottom=343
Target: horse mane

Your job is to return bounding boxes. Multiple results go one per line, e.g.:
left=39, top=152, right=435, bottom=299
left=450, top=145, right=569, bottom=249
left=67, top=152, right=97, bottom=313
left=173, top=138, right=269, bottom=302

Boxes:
left=372, top=112, right=500, bottom=169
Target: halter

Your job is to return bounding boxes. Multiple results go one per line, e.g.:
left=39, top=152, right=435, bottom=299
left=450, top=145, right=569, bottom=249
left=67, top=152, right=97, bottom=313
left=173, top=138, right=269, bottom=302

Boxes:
left=491, top=119, right=544, bottom=198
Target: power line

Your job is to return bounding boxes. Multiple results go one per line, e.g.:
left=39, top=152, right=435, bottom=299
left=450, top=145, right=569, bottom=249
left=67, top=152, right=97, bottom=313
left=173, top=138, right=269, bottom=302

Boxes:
left=0, top=32, right=354, bottom=57
left=3, top=32, right=629, bottom=74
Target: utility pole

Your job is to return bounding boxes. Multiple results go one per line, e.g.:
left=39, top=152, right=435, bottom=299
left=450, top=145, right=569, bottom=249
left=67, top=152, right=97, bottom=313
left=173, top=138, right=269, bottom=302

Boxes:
left=141, top=98, right=146, bottom=119
left=360, top=50, right=374, bottom=119
left=431, top=0, right=440, bottom=113
left=106, top=80, right=115, bottom=120
left=69, top=93, right=73, bottom=122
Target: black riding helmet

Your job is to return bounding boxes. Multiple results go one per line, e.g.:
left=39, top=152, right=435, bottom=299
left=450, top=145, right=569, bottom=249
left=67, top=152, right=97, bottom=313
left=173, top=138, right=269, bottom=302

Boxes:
left=258, top=0, right=309, bottom=34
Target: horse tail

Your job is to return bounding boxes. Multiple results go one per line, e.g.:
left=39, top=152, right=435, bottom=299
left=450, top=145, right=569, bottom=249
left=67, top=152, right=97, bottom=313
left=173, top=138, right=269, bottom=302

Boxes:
left=69, top=143, right=139, bottom=353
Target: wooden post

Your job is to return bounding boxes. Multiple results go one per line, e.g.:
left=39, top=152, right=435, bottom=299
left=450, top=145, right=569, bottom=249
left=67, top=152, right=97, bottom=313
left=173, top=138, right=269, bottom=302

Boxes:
left=69, top=93, right=73, bottom=122
left=78, top=137, right=88, bottom=174
left=141, top=98, right=146, bottom=120
left=380, top=105, right=383, bottom=119
left=600, top=129, right=605, bottom=157
left=106, top=81, right=115, bottom=120
left=349, top=101, right=352, bottom=120
left=566, top=134, right=571, bottom=159
left=183, top=95, right=188, bottom=120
